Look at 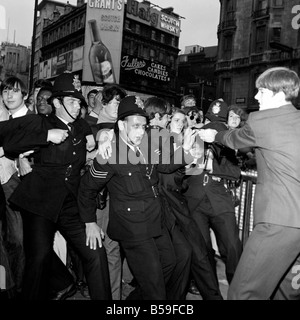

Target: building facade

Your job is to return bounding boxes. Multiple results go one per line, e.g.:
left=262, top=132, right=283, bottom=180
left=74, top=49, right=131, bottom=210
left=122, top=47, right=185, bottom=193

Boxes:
left=216, top=0, right=300, bottom=111
left=0, top=42, right=31, bottom=85
left=177, top=45, right=217, bottom=112
left=35, top=0, right=182, bottom=105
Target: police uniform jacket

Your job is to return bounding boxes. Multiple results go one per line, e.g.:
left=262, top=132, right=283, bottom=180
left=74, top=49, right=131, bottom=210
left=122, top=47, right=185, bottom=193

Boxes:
left=10, top=114, right=91, bottom=222
left=184, top=121, right=241, bottom=214
left=0, top=114, right=48, bottom=158
left=78, top=135, right=192, bottom=242
left=215, top=104, right=300, bottom=228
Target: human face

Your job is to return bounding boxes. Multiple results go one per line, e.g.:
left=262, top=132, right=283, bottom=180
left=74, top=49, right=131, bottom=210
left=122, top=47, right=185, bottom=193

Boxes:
left=88, top=93, right=96, bottom=109
left=158, top=114, right=169, bottom=129
left=255, top=87, right=276, bottom=110
left=56, top=96, right=81, bottom=122
left=227, top=110, right=241, bottom=129
left=36, top=89, right=52, bottom=115
left=2, top=84, right=26, bottom=113
left=170, top=112, right=185, bottom=134
left=103, top=96, right=120, bottom=120
left=122, top=115, right=147, bottom=146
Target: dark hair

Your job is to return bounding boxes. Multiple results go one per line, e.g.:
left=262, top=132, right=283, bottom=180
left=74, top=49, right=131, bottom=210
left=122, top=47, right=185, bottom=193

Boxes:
left=0, top=76, right=28, bottom=96
left=228, top=105, right=248, bottom=127
left=87, top=89, right=98, bottom=99
left=144, top=96, right=171, bottom=120
left=180, top=94, right=196, bottom=107
left=34, top=79, right=53, bottom=89
left=101, top=84, right=126, bottom=105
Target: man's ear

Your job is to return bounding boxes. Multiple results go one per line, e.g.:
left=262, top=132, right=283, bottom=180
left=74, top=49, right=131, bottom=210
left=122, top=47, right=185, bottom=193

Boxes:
left=53, top=98, right=61, bottom=110
left=118, top=119, right=125, bottom=131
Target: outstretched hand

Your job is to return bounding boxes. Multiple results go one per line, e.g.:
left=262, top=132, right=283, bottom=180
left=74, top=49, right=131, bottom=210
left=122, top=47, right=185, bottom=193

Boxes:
left=182, top=127, right=197, bottom=151
left=198, top=129, right=218, bottom=143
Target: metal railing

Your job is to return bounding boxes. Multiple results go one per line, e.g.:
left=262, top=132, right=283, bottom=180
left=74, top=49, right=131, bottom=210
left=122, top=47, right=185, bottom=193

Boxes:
left=235, top=170, right=257, bottom=247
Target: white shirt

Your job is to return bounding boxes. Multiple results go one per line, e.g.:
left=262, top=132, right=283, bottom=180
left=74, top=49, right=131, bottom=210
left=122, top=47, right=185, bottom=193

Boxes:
left=9, top=104, right=29, bottom=118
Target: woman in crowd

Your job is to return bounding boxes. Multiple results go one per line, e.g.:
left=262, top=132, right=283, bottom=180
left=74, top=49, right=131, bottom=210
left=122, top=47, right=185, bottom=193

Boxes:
left=158, top=107, right=223, bottom=300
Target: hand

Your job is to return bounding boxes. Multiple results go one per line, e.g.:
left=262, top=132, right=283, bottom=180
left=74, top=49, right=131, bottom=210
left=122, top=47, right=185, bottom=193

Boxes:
left=19, top=150, right=35, bottom=158
left=190, top=142, right=204, bottom=159
left=97, top=135, right=113, bottom=159
left=47, top=129, right=69, bottom=144
left=198, top=129, right=218, bottom=143
left=182, top=128, right=197, bottom=151
left=86, top=134, right=96, bottom=152
left=85, top=222, right=105, bottom=250
left=17, top=157, right=33, bottom=176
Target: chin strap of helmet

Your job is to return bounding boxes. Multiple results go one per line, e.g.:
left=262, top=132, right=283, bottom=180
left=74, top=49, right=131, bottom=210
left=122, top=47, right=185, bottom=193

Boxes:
left=61, top=99, right=77, bottom=121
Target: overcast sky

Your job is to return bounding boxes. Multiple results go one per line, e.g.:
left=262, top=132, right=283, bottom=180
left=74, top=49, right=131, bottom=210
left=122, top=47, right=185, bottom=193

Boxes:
left=0, top=0, right=220, bottom=53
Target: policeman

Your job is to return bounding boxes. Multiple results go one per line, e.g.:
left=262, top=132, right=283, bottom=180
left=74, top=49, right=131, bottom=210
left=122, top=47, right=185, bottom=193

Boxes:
left=78, top=95, right=197, bottom=300
left=184, top=98, right=242, bottom=285
left=9, top=72, right=111, bottom=300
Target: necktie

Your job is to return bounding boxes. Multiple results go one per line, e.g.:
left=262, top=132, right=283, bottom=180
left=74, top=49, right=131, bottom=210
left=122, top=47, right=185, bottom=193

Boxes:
left=68, top=123, right=74, bottom=135
left=9, top=114, right=13, bottom=120
left=134, top=146, right=140, bottom=157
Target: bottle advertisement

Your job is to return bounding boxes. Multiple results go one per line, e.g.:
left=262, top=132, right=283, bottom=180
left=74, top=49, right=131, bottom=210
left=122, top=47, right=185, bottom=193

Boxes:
left=83, top=0, right=125, bottom=85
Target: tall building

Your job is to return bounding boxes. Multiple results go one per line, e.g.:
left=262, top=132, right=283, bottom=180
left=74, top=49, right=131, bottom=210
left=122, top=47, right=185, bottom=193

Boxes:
left=35, top=0, right=182, bottom=105
left=0, top=42, right=31, bottom=85
left=177, top=45, right=217, bottom=112
left=216, top=0, right=300, bottom=111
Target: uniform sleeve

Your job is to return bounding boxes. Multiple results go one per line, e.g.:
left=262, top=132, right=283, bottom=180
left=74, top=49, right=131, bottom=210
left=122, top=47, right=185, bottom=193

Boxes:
left=77, top=157, right=114, bottom=223
left=0, top=115, right=48, bottom=159
left=215, top=122, right=257, bottom=150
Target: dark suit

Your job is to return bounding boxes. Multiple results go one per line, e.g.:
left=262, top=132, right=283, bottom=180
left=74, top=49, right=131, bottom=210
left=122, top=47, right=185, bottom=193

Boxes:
left=78, top=135, right=191, bottom=299
left=9, top=114, right=111, bottom=300
left=216, top=104, right=300, bottom=299
left=184, top=122, right=242, bottom=284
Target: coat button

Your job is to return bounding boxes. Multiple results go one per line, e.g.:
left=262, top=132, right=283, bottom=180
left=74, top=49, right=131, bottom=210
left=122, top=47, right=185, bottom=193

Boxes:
left=128, top=172, right=132, bottom=176
left=73, top=152, right=76, bottom=155
left=127, top=208, right=131, bottom=211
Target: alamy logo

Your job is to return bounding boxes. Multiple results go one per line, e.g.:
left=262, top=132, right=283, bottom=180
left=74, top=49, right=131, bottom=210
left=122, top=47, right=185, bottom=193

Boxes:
left=291, top=265, right=300, bottom=290
left=291, top=5, right=300, bottom=29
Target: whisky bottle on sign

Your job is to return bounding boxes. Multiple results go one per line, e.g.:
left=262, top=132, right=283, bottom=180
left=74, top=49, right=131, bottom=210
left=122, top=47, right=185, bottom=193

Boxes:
left=88, top=19, right=115, bottom=84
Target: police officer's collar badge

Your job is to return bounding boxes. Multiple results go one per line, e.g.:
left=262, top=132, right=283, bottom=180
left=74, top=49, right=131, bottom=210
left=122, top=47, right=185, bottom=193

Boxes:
left=72, top=75, right=81, bottom=92
left=212, top=101, right=221, bottom=115
left=135, top=96, right=144, bottom=109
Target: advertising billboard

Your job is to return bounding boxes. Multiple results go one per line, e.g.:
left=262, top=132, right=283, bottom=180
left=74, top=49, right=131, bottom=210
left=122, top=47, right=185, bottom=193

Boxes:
left=120, top=54, right=171, bottom=83
left=126, top=0, right=181, bottom=37
left=83, top=0, right=125, bottom=84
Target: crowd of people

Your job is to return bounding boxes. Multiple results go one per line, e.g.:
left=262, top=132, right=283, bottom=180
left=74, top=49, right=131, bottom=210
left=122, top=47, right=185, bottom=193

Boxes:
left=0, top=66, right=299, bottom=300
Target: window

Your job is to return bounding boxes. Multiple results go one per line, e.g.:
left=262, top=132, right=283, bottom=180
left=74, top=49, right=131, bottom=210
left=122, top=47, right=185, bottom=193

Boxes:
left=273, top=0, right=283, bottom=6
left=161, top=34, right=165, bottom=43
left=142, top=46, right=149, bottom=59
left=150, top=49, right=156, bottom=59
left=125, top=19, right=131, bottom=30
left=271, top=27, right=281, bottom=42
left=223, top=34, right=233, bottom=59
left=257, top=0, right=267, bottom=10
left=255, top=25, right=266, bottom=53
left=222, top=78, right=231, bottom=103
left=171, top=36, right=175, bottom=47
left=136, top=24, right=140, bottom=35
left=151, top=30, right=156, bottom=41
